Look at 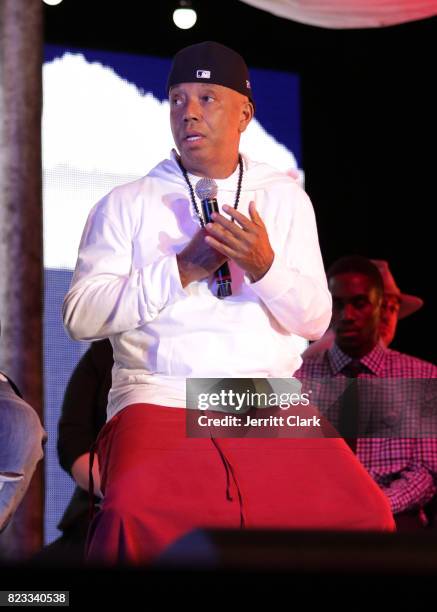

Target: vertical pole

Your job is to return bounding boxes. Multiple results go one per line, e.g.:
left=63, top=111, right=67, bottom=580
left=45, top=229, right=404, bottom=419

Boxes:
left=0, top=0, right=44, bottom=559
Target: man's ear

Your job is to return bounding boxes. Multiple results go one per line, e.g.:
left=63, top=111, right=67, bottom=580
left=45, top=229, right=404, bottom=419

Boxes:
left=239, top=99, right=254, bottom=133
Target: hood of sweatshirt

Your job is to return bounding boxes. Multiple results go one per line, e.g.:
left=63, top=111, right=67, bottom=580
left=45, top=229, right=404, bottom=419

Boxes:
left=147, top=149, right=298, bottom=194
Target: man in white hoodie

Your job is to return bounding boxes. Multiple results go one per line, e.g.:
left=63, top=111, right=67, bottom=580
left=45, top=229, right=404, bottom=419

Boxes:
left=63, top=41, right=394, bottom=564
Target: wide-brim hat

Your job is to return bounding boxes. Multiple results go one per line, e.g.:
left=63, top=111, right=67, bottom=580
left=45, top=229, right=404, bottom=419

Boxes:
left=166, top=41, right=255, bottom=110
left=371, top=259, right=423, bottom=319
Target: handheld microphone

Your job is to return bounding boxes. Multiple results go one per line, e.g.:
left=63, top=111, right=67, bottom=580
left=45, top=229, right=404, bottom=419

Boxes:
left=195, top=178, right=232, bottom=298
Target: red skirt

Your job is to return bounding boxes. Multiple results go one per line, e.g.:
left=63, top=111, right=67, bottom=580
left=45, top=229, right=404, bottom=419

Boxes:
left=86, top=403, right=394, bottom=565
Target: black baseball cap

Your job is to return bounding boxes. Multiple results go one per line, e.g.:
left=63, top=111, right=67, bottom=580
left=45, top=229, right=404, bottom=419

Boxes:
left=167, top=41, right=255, bottom=110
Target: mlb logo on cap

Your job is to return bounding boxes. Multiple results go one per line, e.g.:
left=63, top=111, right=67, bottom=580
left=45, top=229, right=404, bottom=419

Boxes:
left=196, top=69, right=211, bottom=79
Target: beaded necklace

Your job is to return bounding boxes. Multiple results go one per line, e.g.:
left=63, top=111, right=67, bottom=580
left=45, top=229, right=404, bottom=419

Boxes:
left=176, top=154, right=243, bottom=227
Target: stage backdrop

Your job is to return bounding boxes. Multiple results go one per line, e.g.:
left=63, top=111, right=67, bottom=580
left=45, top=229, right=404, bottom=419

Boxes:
left=42, top=44, right=304, bottom=543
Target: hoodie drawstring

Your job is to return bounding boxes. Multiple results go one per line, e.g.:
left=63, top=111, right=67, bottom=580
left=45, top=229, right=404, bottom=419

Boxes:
left=87, top=419, right=246, bottom=528
left=210, top=437, right=245, bottom=529
left=88, top=442, right=97, bottom=522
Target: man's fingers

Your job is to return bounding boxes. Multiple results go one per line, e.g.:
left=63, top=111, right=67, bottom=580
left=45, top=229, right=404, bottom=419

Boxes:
left=207, top=213, right=248, bottom=244
left=206, top=221, right=247, bottom=251
left=221, top=206, right=253, bottom=230
left=248, top=201, right=262, bottom=223
left=204, top=235, right=235, bottom=258
left=221, top=202, right=265, bottom=230
left=210, top=212, right=247, bottom=235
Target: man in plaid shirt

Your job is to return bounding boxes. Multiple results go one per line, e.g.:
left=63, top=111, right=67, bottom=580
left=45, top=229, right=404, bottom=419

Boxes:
left=295, top=255, right=437, bottom=531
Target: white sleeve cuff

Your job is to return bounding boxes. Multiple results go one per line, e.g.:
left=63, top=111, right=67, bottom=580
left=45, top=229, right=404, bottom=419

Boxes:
left=140, top=254, right=188, bottom=316
left=246, top=255, right=288, bottom=303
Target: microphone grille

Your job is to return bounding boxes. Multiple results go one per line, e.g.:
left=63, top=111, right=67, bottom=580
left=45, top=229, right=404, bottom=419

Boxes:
left=195, top=177, right=218, bottom=201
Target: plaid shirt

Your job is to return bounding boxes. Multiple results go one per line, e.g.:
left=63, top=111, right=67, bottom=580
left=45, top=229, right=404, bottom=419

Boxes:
left=295, top=343, right=437, bottom=517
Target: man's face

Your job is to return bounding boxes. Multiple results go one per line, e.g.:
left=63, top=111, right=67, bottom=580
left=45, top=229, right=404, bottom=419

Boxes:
left=379, top=294, right=400, bottom=347
left=169, top=82, right=253, bottom=177
left=330, top=272, right=382, bottom=357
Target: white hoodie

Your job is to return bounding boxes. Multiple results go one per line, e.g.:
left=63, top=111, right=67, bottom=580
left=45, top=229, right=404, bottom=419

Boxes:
left=63, top=151, right=331, bottom=418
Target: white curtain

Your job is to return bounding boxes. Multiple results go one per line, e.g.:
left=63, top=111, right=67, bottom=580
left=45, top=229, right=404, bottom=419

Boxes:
left=240, top=0, right=437, bottom=29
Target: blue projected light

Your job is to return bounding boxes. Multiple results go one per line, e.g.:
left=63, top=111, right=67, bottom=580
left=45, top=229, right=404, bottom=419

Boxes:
left=44, top=44, right=301, bottom=166
left=43, top=44, right=303, bottom=544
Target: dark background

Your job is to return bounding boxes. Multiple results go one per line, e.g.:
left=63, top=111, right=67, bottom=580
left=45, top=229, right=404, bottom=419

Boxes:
left=43, top=0, right=436, bottom=363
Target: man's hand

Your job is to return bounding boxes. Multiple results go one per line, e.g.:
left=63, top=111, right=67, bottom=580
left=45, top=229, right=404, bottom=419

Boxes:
left=176, top=228, right=229, bottom=288
left=204, top=201, right=274, bottom=282
left=71, top=453, right=103, bottom=498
